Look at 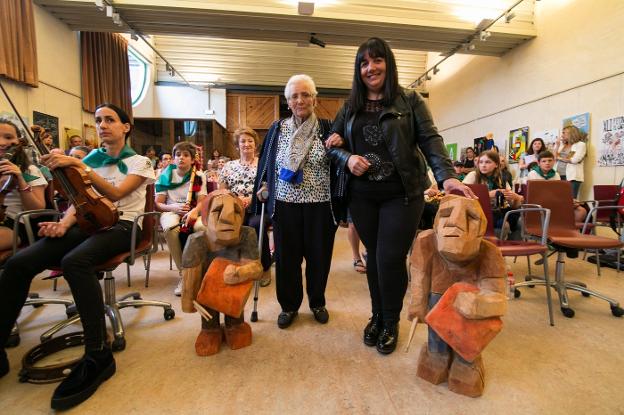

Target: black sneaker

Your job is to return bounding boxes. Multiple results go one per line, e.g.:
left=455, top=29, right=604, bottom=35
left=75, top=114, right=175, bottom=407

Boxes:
left=311, top=307, right=329, bottom=324
left=51, top=349, right=116, bottom=410
left=277, top=311, right=298, bottom=329
left=0, top=349, right=8, bottom=378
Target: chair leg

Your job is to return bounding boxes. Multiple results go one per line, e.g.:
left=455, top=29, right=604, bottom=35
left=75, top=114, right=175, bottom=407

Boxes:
left=596, top=249, right=601, bottom=276
left=40, top=313, right=81, bottom=343
left=542, top=253, right=555, bottom=326
left=144, top=253, right=151, bottom=288
left=126, top=263, right=131, bottom=287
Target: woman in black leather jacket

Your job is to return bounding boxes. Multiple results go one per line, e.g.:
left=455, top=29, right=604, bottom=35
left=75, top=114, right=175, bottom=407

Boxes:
left=327, top=37, right=473, bottom=355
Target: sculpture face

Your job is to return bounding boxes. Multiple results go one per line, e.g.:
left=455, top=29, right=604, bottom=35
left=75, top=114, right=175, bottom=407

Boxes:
left=434, top=195, right=486, bottom=263
left=204, top=192, right=244, bottom=247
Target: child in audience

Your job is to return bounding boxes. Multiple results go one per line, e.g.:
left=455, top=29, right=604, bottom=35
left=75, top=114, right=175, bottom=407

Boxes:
left=453, top=161, right=465, bottom=181
left=527, top=150, right=560, bottom=181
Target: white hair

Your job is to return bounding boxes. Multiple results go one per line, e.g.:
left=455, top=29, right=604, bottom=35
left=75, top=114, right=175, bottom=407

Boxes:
left=284, top=74, right=318, bottom=100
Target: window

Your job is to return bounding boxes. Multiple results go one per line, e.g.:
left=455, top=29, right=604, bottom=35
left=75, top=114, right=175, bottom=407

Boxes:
left=128, top=47, right=149, bottom=106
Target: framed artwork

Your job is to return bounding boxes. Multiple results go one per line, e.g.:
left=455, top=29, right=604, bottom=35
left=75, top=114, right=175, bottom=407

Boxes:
left=83, top=123, right=98, bottom=148
left=598, top=116, right=624, bottom=166
left=473, top=137, right=487, bottom=155
left=508, top=126, right=529, bottom=163
left=533, top=129, right=559, bottom=152
left=445, top=143, right=458, bottom=160
left=563, top=112, right=590, bottom=139
left=33, top=111, right=59, bottom=148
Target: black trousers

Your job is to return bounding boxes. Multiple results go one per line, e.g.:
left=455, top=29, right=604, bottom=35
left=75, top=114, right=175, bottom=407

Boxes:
left=350, top=191, right=423, bottom=323
left=272, top=200, right=337, bottom=311
left=0, top=221, right=138, bottom=352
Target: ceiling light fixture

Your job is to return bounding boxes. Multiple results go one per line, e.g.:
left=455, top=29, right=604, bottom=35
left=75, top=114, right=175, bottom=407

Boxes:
left=309, top=33, right=326, bottom=48
left=479, top=30, right=491, bottom=41
left=433, top=66, right=440, bottom=75
left=298, top=2, right=315, bottom=16
left=94, top=0, right=104, bottom=10
left=112, top=12, right=122, bottom=26
left=505, top=12, right=516, bottom=23
left=105, top=5, right=113, bottom=17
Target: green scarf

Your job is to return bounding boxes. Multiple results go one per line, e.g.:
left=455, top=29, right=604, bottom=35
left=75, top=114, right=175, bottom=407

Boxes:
left=485, top=175, right=501, bottom=191
left=532, top=165, right=556, bottom=180
left=22, top=171, right=40, bottom=182
left=82, top=145, right=137, bottom=175
left=155, top=164, right=191, bottom=192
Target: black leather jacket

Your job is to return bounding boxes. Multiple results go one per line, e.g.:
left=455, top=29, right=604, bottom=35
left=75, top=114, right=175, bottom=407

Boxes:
left=331, top=89, right=456, bottom=202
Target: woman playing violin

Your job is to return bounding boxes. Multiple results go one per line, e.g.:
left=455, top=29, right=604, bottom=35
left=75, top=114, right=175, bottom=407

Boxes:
left=0, top=118, right=47, bottom=250
left=0, top=104, right=155, bottom=411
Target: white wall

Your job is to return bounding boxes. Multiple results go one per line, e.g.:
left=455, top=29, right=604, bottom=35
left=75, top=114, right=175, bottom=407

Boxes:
left=0, top=4, right=89, bottom=150
left=427, top=0, right=624, bottom=199
left=133, top=84, right=227, bottom=128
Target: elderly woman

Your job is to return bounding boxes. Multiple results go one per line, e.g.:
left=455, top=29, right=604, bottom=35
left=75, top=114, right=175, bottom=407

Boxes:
left=252, top=74, right=345, bottom=329
left=219, top=127, right=271, bottom=286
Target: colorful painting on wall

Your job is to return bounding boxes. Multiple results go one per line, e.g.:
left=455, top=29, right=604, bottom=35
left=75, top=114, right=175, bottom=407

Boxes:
left=562, top=112, right=590, bottom=140
left=83, top=124, right=98, bottom=148
left=445, top=143, right=458, bottom=161
left=33, top=111, right=59, bottom=148
left=598, top=115, right=624, bottom=166
left=508, top=126, right=529, bottom=163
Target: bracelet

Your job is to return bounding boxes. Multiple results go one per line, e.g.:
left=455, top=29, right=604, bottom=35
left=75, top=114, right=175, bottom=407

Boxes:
left=18, top=185, right=32, bottom=192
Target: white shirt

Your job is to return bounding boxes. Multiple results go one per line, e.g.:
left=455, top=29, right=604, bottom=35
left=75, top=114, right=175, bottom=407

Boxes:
left=5, top=164, right=48, bottom=220
left=92, top=154, right=155, bottom=223
left=156, top=169, right=208, bottom=205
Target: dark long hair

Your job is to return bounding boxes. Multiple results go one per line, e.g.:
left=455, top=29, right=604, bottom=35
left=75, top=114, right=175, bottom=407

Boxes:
left=95, top=103, right=132, bottom=140
left=527, top=138, right=545, bottom=155
left=348, top=37, right=401, bottom=113
left=0, top=118, right=31, bottom=173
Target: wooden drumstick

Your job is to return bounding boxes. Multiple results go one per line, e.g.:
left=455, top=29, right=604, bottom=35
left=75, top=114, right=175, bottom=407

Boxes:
left=193, top=300, right=213, bottom=322
left=404, top=317, right=419, bottom=353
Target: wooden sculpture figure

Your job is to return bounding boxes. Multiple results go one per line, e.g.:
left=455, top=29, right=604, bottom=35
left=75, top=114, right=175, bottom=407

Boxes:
left=181, top=190, right=263, bottom=356
left=407, top=194, right=507, bottom=397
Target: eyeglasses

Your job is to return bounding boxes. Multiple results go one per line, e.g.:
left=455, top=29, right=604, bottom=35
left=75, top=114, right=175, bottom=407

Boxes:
left=288, top=92, right=313, bottom=101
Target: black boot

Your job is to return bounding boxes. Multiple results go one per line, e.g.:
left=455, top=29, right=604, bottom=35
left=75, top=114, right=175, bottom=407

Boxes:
left=51, top=348, right=116, bottom=410
left=0, top=349, right=8, bottom=378
left=363, top=313, right=383, bottom=347
left=376, top=321, right=399, bottom=355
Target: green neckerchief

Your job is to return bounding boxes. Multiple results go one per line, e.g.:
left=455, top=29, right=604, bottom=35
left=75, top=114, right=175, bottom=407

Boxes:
left=22, top=171, right=40, bottom=182
left=155, top=164, right=191, bottom=192
left=532, top=165, right=556, bottom=180
left=82, top=145, right=137, bottom=175
left=485, top=175, right=501, bottom=191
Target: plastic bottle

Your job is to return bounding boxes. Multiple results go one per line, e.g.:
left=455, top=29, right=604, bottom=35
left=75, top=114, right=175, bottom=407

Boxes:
left=506, top=265, right=515, bottom=300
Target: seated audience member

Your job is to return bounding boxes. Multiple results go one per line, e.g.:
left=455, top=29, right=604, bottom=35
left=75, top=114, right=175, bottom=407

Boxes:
left=155, top=141, right=208, bottom=296
left=0, top=119, right=47, bottom=251
left=155, top=152, right=172, bottom=177
left=0, top=104, right=155, bottom=410
left=453, top=161, right=465, bottom=181
left=499, top=156, right=514, bottom=188
left=69, top=145, right=92, bottom=160
left=526, top=150, right=560, bottom=181
left=463, top=150, right=523, bottom=238
left=65, top=134, right=83, bottom=155
left=219, top=127, right=271, bottom=286
left=462, top=147, right=476, bottom=173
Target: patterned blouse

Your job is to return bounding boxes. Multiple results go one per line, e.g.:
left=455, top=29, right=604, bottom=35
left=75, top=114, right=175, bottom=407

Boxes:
left=274, top=120, right=331, bottom=204
left=219, top=158, right=258, bottom=198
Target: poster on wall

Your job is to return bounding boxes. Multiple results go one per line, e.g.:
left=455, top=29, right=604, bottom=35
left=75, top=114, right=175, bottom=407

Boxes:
left=508, top=126, right=529, bottom=163
left=83, top=124, right=98, bottom=148
left=533, top=129, right=559, bottom=152
left=598, top=116, right=624, bottom=166
left=445, top=143, right=458, bottom=160
left=474, top=137, right=487, bottom=155
left=33, top=111, right=59, bottom=148
left=562, top=112, right=590, bottom=140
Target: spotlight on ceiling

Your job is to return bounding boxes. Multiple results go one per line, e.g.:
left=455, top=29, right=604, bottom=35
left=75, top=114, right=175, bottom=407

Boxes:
left=433, top=66, right=440, bottom=75
left=464, top=43, right=476, bottom=51
left=112, top=12, right=122, bottom=26
left=309, top=34, right=326, bottom=48
left=94, top=0, right=104, bottom=11
left=130, top=31, right=139, bottom=41
left=105, top=5, right=113, bottom=17
left=505, top=12, right=516, bottom=23
left=479, top=30, right=491, bottom=41
left=298, top=2, right=315, bottom=16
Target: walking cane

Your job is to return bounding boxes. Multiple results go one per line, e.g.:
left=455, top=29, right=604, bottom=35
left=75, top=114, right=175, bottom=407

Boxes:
left=251, top=186, right=268, bottom=322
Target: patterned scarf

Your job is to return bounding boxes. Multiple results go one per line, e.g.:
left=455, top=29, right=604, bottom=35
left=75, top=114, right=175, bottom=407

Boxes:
left=531, top=165, right=556, bottom=180
left=279, top=113, right=318, bottom=184
left=82, top=145, right=137, bottom=175
left=155, top=164, right=191, bottom=192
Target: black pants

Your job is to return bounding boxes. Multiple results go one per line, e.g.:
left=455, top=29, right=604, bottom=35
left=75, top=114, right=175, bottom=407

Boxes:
left=350, top=191, right=423, bottom=323
left=272, top=200, right=337, bottom=311
left=0, top=221, right=138, bottom=352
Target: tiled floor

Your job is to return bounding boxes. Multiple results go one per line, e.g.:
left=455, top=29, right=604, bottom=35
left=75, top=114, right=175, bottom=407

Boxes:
left=1, top=227, right=624, bottom=414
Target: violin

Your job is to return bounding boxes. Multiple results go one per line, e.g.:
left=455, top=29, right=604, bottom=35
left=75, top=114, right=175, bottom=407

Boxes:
left=30, top=126, right=119, bottom=233
left=0, top=144, right=20, bottom=223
